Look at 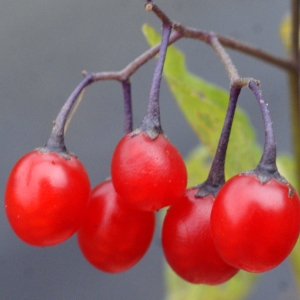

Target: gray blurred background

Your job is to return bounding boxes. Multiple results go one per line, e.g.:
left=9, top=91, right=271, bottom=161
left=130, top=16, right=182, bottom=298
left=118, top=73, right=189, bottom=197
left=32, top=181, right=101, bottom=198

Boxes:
left=0, top=0, right=298, bottom=299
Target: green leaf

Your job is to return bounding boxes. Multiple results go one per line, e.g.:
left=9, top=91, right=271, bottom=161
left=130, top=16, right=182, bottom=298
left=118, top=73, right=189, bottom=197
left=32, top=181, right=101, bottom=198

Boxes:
left=143, top=24, right=263, bottom=300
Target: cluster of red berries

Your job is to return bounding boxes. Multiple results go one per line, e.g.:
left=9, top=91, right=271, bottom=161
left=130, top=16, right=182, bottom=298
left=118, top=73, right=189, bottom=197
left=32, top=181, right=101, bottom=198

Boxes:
left=5, top=110, right=300, bottom=283
left=4, top=20, right=300, bottom=287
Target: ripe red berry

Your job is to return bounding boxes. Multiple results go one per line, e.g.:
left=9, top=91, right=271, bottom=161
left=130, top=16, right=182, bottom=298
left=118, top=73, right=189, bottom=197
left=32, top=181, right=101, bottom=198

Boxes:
left=210, top=173, right=300, bottom=272
left=77, top=179, right=156, bottom=273
left=111, top=132, right=187, bottom=211
left=162, top=188, right=238, bottom=284
left=5, top=150, right=91, bottom=246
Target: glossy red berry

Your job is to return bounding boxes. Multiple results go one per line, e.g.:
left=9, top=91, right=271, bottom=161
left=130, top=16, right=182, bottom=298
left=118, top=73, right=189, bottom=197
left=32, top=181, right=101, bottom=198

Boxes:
left=162, top=188, right=238, bottom=284
left=210, top=173, right=300, bottom=273
left=5, top=150, right=91, bottom=246
left=111, top=132, right=187, bottom=211
left=77, top=179, right=155, bottom=273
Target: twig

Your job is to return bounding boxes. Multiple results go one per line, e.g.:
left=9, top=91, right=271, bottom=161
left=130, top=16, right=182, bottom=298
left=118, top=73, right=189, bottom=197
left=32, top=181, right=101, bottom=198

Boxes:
left=206, top=33, right=239, bottom=83
left=147, top=2, right=296, bottom=72
left=86, top=3, right=296, bottom=85
left=91, top=31, right=182, bottom=82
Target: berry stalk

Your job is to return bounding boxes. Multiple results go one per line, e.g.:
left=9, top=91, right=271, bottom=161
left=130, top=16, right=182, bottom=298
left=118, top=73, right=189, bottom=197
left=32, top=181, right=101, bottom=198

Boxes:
left=139, top=22, right=172, bottom=138
left=43, top=74, right=94, bottom=155
left=122, top=79, right=133, bottom=135
left=196, top=84, right=241, bottom=197
left=248, top=81, right=281, bottom=182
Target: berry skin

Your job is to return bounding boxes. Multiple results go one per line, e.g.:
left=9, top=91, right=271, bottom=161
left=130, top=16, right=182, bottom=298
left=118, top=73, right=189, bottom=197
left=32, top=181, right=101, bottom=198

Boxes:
left=5, top=150, right=91, bottom=246
left=77, top=179, right=155, bottom=273
left=162, top=188, right=238, bottom=284
left=210, top=173, right=300, bottom=273
left=111, top=132, right=187, bottom=211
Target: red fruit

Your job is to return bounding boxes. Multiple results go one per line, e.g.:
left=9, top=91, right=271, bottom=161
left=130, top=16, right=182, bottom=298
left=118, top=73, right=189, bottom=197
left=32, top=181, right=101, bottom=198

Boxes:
left=162, top=188, right=238, bottom=284
left=210, top=173, right=300, bottom=272
left=5, top=150, right=91, bottom=246
left=111, top=132, right=187, bottom=211
left=77, top=179, right=155, bottom=273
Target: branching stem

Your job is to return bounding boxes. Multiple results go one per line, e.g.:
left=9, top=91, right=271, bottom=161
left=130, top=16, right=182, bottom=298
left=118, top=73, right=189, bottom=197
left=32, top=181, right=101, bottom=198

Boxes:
left=46, top=2, right=300, bottom=174
left=147, top=2, right=296, bottom=72
left=89, top=2, right=295, bottom=85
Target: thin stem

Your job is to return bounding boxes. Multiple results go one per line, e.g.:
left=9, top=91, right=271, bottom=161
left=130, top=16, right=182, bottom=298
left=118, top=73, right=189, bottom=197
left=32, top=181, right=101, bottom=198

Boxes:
left=64, top=87, right=86, bottom=134
left=196, top=84, right=241, bottom=197
left=215, top=33, right=295, bottom=72
left=139, top=22, right=172, bottom=138
left=248, top=81, right=277, bottom=174
left=206, top=33, right=239, bottom=83
left=174, top=24, right=297, bottom=71
left=122, top=79, right=133, bottom=134
left=145, top=1, right=172, bottom=24
left=44, top=74, right=94, bottom=153
left=92, top=30, right=182, bottom=82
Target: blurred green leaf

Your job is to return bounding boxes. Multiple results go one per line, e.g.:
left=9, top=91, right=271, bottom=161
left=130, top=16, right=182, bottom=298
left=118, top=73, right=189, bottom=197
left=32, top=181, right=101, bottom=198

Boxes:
left=277, top=153, right=298, bottom=190
left=290, top=240, right=300, bottom=296
left=165, top=265, right=257, bottom=300
left=184, top=145, right=212, bottom=187
left=143, top=24, right=264, bottom=300
left=279, top=14, right=292, bottom=53
left=277, top=153, right=300, bottom=295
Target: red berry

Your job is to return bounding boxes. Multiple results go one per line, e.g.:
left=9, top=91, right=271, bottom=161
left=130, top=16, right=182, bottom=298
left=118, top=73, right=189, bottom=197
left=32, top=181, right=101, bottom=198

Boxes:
left=111, top=132, right=187, bottom=211
left=210, top=173, right=300, bottom=272
left=77, top=179, right=155, bottom=273
left=5, top=150, right=91, bottom=246
left=162, top=188, right=238, bottom=284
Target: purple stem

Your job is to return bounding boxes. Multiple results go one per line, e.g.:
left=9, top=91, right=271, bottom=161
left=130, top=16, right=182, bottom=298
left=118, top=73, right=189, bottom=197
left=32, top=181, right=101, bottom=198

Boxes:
left=196, top=85, right=241, bottom=197
left=44, top=73, right=94, bottom=153
left=248, top=81, right=277, bottom=173
left=122, top=80, right=133, bottom=134
left=139, top=22, right=172, bottom=136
